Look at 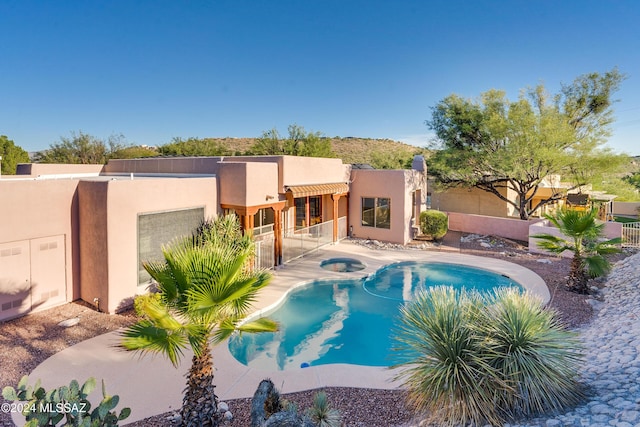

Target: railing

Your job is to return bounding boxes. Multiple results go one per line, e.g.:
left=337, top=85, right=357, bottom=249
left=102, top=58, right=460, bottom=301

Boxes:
left=623, top=222, right=640, bottom=248
left=253, top=231, right=275, bottom=270
left=338, top=216, right=348, bottom=241
left=253, top=224, right=274, bottom=236
left=282, top=220, right=334, bottom=263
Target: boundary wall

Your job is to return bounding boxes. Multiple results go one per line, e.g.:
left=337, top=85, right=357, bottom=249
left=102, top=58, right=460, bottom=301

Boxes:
left=447, top=212, right=539, bottom=242
left=613, top=202, right=640, bottom=218
left=529, top=220, right=623, bottom=257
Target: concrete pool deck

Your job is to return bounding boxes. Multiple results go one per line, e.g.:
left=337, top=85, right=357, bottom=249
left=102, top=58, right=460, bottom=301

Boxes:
left=24, top=241, right=548, bottom=424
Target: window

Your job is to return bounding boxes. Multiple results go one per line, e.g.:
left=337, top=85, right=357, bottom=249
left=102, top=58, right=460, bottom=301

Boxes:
left=138, top=208, right=204, bottom=286
left=294, top=196, right=322, bottom=229
left=361, top=197, right=390, bottom=229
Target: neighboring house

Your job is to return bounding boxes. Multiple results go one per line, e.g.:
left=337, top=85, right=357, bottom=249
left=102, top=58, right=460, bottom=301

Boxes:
left=0, top=155, right=426, bottom=320
left=429, top=174, right=570, bottom=219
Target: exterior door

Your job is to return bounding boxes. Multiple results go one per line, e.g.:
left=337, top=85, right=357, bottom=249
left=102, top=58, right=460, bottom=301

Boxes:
left=30, top=235, right=66, bottom=312
left=0, top=235, right=67, bottom=321
left=0, top=240, right=31, bottom=320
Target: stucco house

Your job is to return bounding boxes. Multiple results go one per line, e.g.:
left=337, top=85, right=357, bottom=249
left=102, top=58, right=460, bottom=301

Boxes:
left=428, top=174, right=569, bottom=219
left=0, top=155, right=426, bottom=320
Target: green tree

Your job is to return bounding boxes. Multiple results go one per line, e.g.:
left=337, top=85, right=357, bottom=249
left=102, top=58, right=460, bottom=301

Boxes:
left=369, top=148, right=416, bottom=169
left=533, top=207, right=622, bottom=294
left=248, top=128, right=283, bottom=155
left=158, top=137, right=232, bottom=157
left=249, top=125, right=335, bottom=158
left=120, top=215, right=277, bottom=427
left=34, top=132, right=156, bottom=164
left=0, top=135, right=30, bottom=174
left=427, top=69, right=627, bottom=220
left=110, top=145, right=160, bottom=159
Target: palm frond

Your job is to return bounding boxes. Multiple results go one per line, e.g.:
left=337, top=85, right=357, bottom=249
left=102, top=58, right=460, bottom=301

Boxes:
left=120, top=321, right=188, bottom=367
left=583, top=255, right=612, bottom=277
left=236, top=317, right=279, bottom=333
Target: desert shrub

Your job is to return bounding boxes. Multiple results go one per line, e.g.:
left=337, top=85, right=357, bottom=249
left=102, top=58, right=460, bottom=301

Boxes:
left=392, top=287, right=505, bottom=426
left=419, top=210, right=448, bottom=240
left=392, top=286, right=584, bottom=426
left=482, top=288, right=585, bottom=418
left=132, top=292, right=161, bottom=319
left=306, top=391, right=341, bottom=427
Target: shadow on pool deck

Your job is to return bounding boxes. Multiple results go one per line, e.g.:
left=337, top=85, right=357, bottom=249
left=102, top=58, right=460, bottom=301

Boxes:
left=22, top=240, right=546, bottom=425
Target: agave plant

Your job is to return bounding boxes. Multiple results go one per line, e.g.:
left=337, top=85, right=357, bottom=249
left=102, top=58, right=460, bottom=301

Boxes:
left=392, top=286, right=508, bottom=427
left=306, top=391, right=341, bottom=427
left=482, top=288, right=585, bottom=418
left=533, top=206, right=622, bottom=293
left=392, top=286, right=586, bottom=426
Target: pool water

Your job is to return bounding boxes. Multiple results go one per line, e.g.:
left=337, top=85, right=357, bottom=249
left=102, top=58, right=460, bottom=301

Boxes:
left=228, top=261, right=521, bottom=371
left=319, top=257, right=366, bottom=272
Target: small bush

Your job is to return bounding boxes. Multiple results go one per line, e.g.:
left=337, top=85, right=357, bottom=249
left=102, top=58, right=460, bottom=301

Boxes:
left=133, top=292, right=162, bottom=319
left=307, top=391, right=341, bottom=427
left=392, top=286, right=584, bottom=426
left=419, top=210, right=448, bottom=240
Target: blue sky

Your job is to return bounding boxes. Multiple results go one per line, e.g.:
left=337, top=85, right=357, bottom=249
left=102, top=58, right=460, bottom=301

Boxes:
left=2, top=0, right=639, bottom=155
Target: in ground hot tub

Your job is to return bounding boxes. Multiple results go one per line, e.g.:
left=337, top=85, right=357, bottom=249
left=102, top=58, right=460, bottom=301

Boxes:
left=319, top=257, right=366, bottom=272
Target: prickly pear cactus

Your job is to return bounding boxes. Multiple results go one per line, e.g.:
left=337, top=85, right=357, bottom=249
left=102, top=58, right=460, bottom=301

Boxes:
left=2, top=376, right=131, bottom=427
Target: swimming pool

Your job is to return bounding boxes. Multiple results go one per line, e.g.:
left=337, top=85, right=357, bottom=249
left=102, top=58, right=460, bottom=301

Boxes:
left=228, top=261, right=521, bottom=371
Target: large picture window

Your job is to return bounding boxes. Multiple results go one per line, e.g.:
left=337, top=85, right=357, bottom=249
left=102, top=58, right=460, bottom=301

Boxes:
left=361, top=197, right=390, bottom=229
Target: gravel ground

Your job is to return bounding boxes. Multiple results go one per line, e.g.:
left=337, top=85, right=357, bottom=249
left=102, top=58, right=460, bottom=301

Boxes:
left=1, top=235, right=634, bottom=427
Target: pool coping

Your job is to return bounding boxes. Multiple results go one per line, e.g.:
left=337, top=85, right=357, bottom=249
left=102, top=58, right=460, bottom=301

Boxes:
left=25, top=241, right=549, bottom=424
left=215, top=242, right=549, bottom=398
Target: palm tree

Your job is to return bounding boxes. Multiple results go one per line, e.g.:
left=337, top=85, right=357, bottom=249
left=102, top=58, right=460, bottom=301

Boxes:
left=120, top=216, right=277, bottom=426
left=533, top=206, right=621, bottom=294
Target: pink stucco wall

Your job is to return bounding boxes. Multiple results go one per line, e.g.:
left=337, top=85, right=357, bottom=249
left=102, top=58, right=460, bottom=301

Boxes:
left=278, top=156, right=351, bottom=190
left=0, top=179, right=81, bottom=315
left=218, top=161, right=280, bottom=206
left=15, top=163, right=104, bottom=176
left=613, top=202, right=640, bottom=217
left=349, top=169, right=425, bottom=244
left=448, top=212, right=539, bottom=242
left=431, top=185, right=517, bottom=218
left=78, top=177, right=218, bottom=313
left=104, top=157, right=222, bottom=175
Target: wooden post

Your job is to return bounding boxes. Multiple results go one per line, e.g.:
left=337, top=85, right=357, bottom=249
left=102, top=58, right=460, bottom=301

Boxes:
left=332, top=194, right=341, bottom=242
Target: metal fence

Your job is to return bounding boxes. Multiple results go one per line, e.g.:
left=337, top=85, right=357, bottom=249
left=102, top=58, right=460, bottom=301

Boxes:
left=282, top=220, right=334, bottom=263
left=253, top=231, right=275, bottom=270
left=253, top=224, right=274, bottom=236
left=338, top=216, right=348, bottom=241
left=623, top=222, right=640, bottom=248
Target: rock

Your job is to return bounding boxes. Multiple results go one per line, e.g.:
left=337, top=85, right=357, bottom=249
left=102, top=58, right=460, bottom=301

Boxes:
left=57, top=317, right=80, bottom=328
left=224, top=410, right=233, bottom=421
left=167, top=412, right=182, bottom=424
left=218, top=401, right=229, bottom=412
left=480, top=242, right=492, bottom=248
left=536, top=258, right=553, bottom=264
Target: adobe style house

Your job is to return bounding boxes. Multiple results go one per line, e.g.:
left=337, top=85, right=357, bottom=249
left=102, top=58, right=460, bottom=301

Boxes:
left=0, top=155, right=426, bottom=320
left=428, top=174, right=569, bottom=219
